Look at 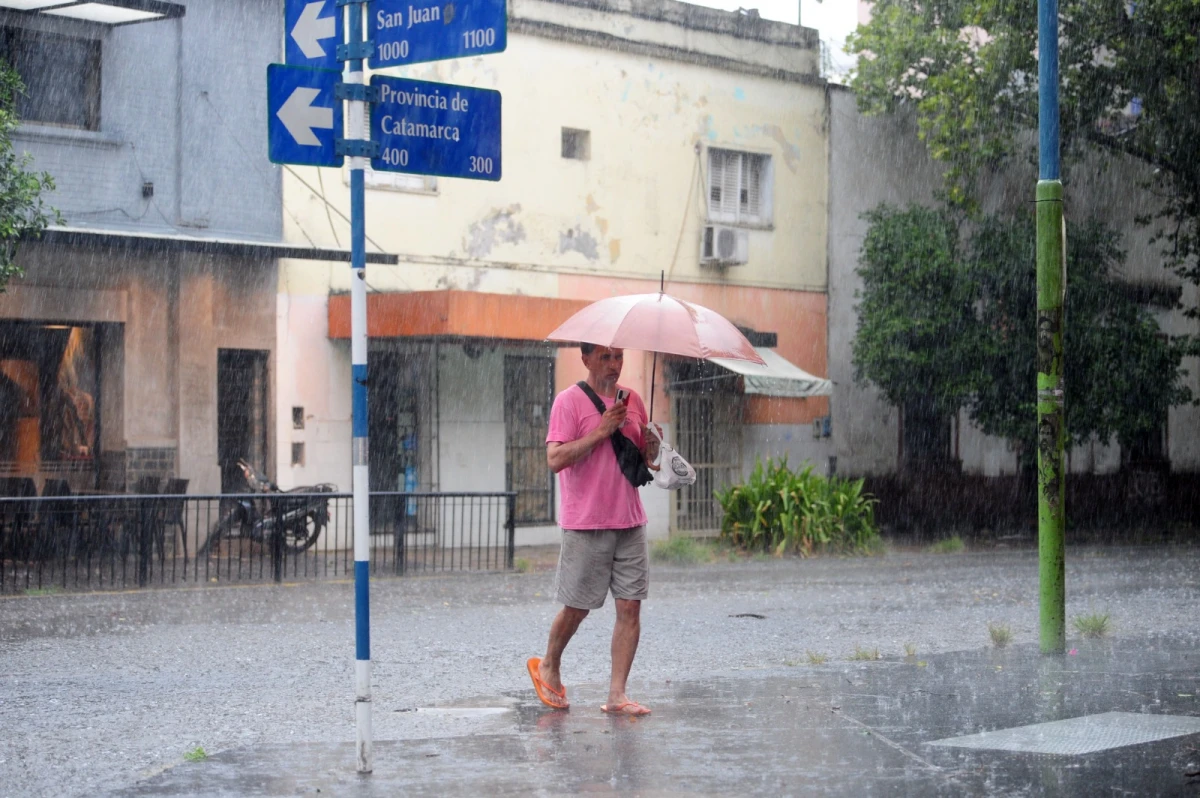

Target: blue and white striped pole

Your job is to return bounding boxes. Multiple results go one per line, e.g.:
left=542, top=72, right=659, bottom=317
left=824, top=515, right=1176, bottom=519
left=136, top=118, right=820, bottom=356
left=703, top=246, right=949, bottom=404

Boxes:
left=345, top=0, right=373, bottom=773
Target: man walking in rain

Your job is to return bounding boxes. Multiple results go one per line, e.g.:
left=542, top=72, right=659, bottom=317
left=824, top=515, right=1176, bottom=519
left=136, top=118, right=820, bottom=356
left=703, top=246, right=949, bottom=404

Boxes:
left=527, top=344, right=659, bottom=716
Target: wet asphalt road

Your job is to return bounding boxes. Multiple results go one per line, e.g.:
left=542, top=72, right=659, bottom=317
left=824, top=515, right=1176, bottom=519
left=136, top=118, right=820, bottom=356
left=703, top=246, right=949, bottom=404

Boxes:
left=1, top=544, right=1197, bottom=797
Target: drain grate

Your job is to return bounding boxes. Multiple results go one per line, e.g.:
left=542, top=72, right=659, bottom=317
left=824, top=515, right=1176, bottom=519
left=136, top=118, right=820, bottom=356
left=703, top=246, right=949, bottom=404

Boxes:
left=928, top=711, right=1200, bottom=755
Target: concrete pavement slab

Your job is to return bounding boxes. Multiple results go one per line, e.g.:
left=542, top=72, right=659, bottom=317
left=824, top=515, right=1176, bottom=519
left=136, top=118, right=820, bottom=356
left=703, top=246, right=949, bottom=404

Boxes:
left=119, top=634, right=1200, bottom=797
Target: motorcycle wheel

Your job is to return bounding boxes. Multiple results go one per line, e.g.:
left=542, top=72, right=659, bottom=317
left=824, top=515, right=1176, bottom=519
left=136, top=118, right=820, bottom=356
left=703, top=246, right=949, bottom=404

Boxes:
left=283, top=512, right=325, bottom=554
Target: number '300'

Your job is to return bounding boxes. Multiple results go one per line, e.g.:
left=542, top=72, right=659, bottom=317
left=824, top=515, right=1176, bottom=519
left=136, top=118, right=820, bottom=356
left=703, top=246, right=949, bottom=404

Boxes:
left=469, top=156, right=493, bottom=175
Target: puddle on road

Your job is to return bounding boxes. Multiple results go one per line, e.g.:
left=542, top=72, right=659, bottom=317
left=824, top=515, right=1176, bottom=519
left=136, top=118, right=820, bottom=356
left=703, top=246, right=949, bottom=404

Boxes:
left=414, top=707, right=513, bottom=717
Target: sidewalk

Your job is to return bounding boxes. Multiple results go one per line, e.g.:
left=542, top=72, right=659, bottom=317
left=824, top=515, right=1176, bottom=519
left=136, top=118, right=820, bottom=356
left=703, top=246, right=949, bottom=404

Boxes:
left=119, top=638, right=1200, bottom=796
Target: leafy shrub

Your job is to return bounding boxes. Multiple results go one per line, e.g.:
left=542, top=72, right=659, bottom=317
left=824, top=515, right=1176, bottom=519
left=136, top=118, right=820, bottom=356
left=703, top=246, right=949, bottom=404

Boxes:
left=988, top=623, right=1013, bottom=648
left=650, top=537, right=713, bottom=565
left=927, top=536, right=965, bottom=554
left=714, top=458, right=880, bottom=556
left=1072, top=612, right=1111, bottom=639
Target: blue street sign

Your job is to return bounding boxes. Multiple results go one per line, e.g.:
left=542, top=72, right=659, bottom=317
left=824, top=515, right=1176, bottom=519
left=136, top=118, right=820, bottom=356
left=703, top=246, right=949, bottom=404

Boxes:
left=370, top=76, right=500, bottom=181
left=285, top=0, right=343, bottom=69
left=369, top=0, right=507, bottom=68
left=267, top=64, right=344, bottom=167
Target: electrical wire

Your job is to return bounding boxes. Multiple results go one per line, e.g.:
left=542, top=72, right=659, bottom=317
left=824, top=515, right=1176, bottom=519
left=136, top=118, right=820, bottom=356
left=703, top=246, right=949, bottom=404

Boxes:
left=317, top=167, right=342, bottom=249
left=666, top=147, right=703, bottom=287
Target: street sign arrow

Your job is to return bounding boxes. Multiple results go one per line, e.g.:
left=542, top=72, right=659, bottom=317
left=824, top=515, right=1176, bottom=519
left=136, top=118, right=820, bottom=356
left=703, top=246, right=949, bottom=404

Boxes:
left=278, top=86, right=334, bottom=146
left=285, top=0, right=342, bottom=69
left=370, top=76, right=500, bottom=181
left=292, top=1, right=337, bottom=60
left=267, top=64, right=343, bottom=167
left=370, top=0, right=507, bottom=68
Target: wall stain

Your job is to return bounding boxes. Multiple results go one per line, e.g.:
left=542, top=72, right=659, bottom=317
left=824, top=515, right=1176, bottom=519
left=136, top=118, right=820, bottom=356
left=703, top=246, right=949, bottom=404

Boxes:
left=609, top=239, right=621, bottom=263
left=559, top=226, right=599, bottom=260
left=596, top=217, right=609, bottom=236
left=763, top=124, right=802, bottom=171
left=586, top=194, right=600, bottom=213
left=464, top=204, right=526, bottom=258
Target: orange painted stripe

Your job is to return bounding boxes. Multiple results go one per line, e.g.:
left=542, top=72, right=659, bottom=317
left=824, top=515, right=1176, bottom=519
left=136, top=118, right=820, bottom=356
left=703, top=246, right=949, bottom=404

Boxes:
left=328, top=291, right=590, bottom=341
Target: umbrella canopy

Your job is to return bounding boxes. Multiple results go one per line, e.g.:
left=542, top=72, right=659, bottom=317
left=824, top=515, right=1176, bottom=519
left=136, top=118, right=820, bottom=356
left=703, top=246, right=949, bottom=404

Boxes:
left=546, top=292, right=766, bottom=365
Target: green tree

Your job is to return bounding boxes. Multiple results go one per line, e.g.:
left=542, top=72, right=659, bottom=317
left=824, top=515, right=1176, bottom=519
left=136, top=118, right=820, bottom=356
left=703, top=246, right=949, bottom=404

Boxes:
left=968, top=213, right=1192, bottom=464
left=0, top=61, right=59, bottom=292
left=847, top=0, right=1200, bottom=315
left=852, top=204, right=983, bottom=422
left=853, top=204, right=1191, bottom=466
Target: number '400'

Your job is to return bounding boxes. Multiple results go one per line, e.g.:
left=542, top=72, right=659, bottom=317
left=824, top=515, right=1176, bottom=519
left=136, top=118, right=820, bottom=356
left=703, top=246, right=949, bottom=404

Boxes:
left=469, top=156, right=493, bottom=174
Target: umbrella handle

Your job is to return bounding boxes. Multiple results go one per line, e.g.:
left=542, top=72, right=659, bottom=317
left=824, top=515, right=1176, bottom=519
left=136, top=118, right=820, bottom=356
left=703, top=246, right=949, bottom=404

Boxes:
left=649, top=270, right=664, bottom=420
left=649, top=351, right=658, bottom=422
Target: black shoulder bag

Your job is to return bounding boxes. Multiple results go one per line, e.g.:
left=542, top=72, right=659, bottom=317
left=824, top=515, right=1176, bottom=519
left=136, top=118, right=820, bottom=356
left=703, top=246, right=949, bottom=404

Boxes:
left=576, top=381, right=653, bottom=488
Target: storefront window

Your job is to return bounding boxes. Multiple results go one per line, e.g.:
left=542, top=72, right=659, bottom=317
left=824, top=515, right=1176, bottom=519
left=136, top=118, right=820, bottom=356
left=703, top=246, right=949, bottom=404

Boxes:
left=0, top=323, right=99, bottom=478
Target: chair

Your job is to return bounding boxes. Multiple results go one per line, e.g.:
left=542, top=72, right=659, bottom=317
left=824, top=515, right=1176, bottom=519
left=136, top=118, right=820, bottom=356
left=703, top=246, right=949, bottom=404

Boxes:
left=0, top=477, right=36, bottom=498
left=0, top=478, right=37, bottom=560
left=132, top=476, right=162, bottom=495
left=159, top=478, right=190, bottom=561
left=42, top=479, right=72, bottom=498
left=38, top=479, right=76, bottom=562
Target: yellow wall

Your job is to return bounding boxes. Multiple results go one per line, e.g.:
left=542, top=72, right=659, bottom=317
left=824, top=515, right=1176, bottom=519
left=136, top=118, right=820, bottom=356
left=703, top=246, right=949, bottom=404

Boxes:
left=280, top=17, right=827, bottom=297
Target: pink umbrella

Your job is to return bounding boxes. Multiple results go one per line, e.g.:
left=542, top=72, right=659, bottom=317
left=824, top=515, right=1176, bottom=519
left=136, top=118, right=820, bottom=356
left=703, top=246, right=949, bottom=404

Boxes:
left=546, top=293, right=765, bottom=363
left=546, top=291, right=765, bottom=419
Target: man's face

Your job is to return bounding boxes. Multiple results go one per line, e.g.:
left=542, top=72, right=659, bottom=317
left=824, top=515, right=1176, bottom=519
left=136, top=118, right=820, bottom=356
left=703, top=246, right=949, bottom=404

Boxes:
left=582, top=346, right=624, bottom=385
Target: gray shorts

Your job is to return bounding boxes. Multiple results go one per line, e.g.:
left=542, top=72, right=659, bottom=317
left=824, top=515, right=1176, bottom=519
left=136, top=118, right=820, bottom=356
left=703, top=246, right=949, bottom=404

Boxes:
left=554, top=526, right=649, bottom=610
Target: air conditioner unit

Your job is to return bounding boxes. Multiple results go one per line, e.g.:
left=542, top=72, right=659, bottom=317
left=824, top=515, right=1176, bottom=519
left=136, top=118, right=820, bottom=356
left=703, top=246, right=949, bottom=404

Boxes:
left=701, top=225, right=749, bottom=266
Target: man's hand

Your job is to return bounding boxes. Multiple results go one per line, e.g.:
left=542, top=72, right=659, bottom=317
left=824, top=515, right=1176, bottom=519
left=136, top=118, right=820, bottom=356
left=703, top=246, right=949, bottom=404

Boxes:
left=642, top=424, right=661, bottom=469
left=547, top=402, right=628, bottom=473
left=598, top=402, right=627, bottom=437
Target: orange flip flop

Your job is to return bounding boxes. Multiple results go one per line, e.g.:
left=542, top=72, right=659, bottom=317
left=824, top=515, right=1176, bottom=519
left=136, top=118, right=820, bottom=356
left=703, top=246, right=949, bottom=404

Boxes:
left=600, top=701, right=651, bottom=716
left=527, top=657, right=569, bottom=709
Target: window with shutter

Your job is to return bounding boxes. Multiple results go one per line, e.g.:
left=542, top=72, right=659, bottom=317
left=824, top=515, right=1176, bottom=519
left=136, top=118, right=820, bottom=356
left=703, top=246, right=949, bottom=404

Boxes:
left=707, top=148, right=770, bottom=225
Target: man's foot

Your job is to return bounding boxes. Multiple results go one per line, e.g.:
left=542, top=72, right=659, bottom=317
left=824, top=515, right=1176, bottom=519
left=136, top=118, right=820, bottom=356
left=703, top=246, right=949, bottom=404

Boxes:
left=600, top=700, right=651, bottom=716
left=527, top=657, right=568, bottom=709
left=538, top=658, right=566, bottom=697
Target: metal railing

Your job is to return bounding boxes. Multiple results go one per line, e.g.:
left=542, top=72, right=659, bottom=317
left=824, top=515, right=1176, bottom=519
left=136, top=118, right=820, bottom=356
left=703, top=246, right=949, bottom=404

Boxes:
left=0, top=491, right=516, bottom=594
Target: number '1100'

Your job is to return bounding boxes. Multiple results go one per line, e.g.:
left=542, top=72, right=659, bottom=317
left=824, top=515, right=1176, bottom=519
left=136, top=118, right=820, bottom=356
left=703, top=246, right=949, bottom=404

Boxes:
left=462, top=28, right=496, bottom=49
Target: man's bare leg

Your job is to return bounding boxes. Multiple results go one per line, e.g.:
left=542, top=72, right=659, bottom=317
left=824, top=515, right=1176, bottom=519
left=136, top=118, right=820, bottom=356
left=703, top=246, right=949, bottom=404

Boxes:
left=540, top=605, right=589, bottom=695
left=606, top=599, right=641, bottom=706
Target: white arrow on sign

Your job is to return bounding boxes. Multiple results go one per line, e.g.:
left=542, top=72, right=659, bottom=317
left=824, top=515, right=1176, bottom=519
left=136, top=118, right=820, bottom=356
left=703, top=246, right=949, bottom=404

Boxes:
left=292, top=1, right=336, bottom=60
left=277, top=87, right=334, bottom=146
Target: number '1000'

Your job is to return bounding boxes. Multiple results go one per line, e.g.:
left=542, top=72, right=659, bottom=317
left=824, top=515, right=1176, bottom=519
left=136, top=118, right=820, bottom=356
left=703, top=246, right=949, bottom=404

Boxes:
left=378, top=41, right=409, bottom=61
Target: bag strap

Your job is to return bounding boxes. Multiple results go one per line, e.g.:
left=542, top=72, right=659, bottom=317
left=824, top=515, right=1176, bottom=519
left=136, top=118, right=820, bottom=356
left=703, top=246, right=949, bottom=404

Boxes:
left=575, top=381, right=608, bottom=415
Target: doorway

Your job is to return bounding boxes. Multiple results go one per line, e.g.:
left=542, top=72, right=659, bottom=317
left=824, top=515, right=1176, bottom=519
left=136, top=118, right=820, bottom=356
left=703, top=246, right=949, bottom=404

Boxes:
left=217, top=349, right=269, bottom=493
left=503, top=353, right=555, bottom=524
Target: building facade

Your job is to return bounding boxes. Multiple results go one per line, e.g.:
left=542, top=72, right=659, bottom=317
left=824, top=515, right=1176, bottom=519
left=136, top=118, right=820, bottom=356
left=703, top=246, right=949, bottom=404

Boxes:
left=0, top=0, right=387, bottom=498
left=277, top=0, right=834, bottom=542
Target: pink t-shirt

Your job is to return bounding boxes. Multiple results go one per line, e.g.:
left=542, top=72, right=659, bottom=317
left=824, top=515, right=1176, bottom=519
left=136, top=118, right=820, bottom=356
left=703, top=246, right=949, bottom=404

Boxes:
left=546, top=384, right=648, bottom=530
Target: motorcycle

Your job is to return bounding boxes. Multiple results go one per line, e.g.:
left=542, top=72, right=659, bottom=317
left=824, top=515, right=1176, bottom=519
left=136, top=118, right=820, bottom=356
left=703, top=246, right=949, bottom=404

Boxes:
left=200, top=459, right=336, bottom=554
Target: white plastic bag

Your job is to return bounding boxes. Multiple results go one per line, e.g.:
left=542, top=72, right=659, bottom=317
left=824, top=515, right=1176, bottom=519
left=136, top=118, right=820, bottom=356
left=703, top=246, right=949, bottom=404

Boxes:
left=646, top=423, right=696, bottom=490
